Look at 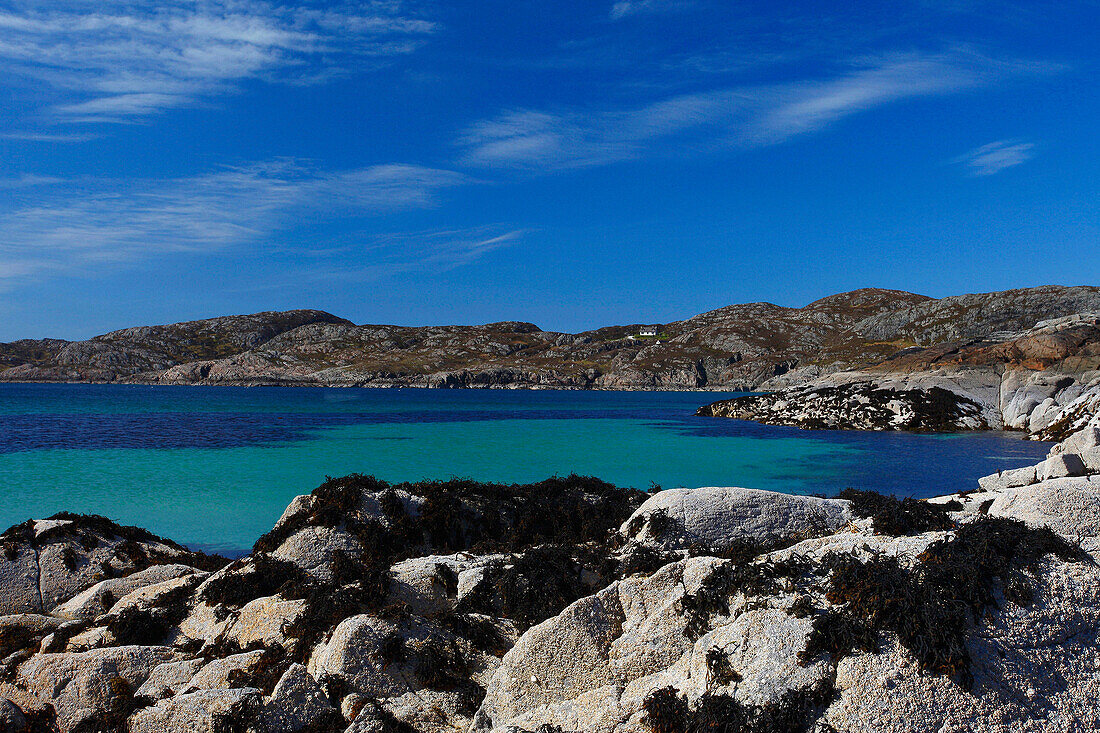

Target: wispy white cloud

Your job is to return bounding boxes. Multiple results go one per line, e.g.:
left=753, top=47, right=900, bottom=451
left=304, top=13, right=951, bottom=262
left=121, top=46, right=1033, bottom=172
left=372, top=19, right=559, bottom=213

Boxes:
left=0, top=175, right=65, bottom=189
left=952, top=139, right=1035, bottom=176
left=0, top=131, right=99, bottom=143
left=459, top=50, right=1054, bottom=169
left=296, top=226, right=527, bottom=283
left=0, top=0, right=436, bottom=123
left=0, top=160, right=466, bottom=280
left=609, top=0, right=693, bottom=20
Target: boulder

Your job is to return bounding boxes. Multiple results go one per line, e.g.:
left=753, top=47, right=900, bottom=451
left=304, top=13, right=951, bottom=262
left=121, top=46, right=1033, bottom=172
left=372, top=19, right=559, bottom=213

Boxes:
left=0, top=515, right=221, bottom=615
left=0, top=614, right=65, bottom=657
left=978, top=465, right=1038, bottom=492
left=128, top=687, right=262, bottom=733
left=620, top=487, right=852, bottom=550
left=1035, top=454, right=1087, bottom=482
left=16, top=645, right=180, bottom=732
left=308, top=614, right=442, bottom=698
left=0, top=699, right=25, bottom=733
left=135, top=658, right=206, bottom=701
left=220, top=595, right=307, bottom=653
left=55, top=564, right=200, bottom=619
left=987, top=477, right=1100, bottom=538
left=256, top=663, right=340, bottom=732
left=185, top=650, right=265, bottom=691
left=476, top=557, right=719, bottom=729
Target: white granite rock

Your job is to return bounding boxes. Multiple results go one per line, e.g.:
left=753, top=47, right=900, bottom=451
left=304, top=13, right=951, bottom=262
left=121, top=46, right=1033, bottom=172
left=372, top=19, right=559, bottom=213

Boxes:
left=621, top=487, right=853, bottom=550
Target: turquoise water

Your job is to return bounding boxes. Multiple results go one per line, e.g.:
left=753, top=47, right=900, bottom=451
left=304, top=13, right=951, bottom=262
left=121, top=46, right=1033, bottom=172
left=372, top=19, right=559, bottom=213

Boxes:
left=0, top=384, right=1051, bottom=555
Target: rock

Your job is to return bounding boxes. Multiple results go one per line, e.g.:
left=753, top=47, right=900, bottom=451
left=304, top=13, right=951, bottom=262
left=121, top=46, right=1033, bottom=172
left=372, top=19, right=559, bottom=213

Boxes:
left=0, top=543, right=43, bottom=617
left=1035, top=454, right=1087, bottom=481
left=16, top=645, right=180, bottom=732
left=270, top=525, right=363, bottom=578
left=476, top=557, right=719, bottom=730
left=389, top=554, right=491, bottom=616
left=128, top=687, right=262, bottom=733
left=824, top=558, right=1100, bottom=733
left=978, top=465, right=1038, bottom=492
left=698, top=383, right=992, bottom=432
left=307, top=614, right=442, bottom=698
left=987, top=477, right=1100, bottom=538
left=621, top=487, right=852, bottom=550
left=185, top=650, right=265, bottom=691
left=0, top=614, right=65, bottom=657
left=0, top=514, right=221, bottom=615
left=135, top=658, right=206, bottom=700
left=0, top=699, right=25, bottom=733
left=257, top=664, right=340, bottom=733
left=220, top=595, right=307, bottom=653
left=55, top=564, right=200, bottom=619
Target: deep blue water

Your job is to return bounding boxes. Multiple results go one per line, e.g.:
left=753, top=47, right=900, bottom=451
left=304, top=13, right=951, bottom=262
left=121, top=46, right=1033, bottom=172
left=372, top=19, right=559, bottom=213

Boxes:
left=0, top=384, right=1050, bottom=555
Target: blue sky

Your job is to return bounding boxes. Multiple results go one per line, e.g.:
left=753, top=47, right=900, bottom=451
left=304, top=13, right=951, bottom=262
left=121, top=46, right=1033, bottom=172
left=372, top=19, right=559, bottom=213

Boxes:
left=1, top=0, right=1098, bottom=340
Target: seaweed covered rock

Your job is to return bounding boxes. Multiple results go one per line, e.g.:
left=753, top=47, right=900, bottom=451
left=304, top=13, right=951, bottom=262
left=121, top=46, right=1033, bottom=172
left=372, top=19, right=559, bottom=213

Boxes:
left=0, top=513, right=225, bottom=615
left=474, top=516, right=1100, bottom=733
left=698, top=382, right=991, bottom=432
left=128, top=687, right=262, bottom=733
left=259, top=474, right=647, bottom=577
left=620, top=487, right=852, bottom=551
left=55, top=563, right=202, bottom=620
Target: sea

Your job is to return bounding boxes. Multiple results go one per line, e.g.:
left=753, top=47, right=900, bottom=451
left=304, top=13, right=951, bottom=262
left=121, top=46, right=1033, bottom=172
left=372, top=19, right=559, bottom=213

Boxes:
left=0, top=383, right=1051, bottom=556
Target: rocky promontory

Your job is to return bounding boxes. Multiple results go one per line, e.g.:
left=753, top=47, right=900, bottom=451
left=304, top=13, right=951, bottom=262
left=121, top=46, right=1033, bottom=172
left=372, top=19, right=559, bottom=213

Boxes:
left=1, top=393, right=1099, bottom=731
left=699, top=313, right=1100, bottom=435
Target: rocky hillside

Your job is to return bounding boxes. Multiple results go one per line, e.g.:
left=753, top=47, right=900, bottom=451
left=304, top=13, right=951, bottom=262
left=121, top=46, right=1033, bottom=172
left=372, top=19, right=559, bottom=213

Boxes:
left=700, top=313, right=1100, bottom=435
left=2, top=285, right=1099, bottom=389
left=0, top=387, right=1098, bottom=732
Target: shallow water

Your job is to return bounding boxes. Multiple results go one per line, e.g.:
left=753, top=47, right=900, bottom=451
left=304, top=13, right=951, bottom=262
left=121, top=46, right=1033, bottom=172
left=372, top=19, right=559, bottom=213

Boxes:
left=0, top=384, right=1050, bottom=555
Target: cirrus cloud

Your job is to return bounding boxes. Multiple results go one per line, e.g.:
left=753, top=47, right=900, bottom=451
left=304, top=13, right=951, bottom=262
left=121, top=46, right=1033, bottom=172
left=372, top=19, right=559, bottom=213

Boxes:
left=0, top=160, right=467, bottom=281
left=0, top=0, right=436, bottom=123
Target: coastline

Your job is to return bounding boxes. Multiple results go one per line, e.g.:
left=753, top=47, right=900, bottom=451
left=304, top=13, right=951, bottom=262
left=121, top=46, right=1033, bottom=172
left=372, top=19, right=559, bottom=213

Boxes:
left=0, top=402, right=1096, bottom=731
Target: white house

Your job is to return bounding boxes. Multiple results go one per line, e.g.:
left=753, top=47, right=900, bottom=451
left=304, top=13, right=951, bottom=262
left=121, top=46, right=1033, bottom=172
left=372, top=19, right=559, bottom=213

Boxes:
left=639, top=325, right=659, bottom=337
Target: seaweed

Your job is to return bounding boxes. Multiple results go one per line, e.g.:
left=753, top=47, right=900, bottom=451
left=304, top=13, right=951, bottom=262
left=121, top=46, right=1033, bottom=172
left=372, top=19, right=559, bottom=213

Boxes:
left=225, top=647, right=291, bottom=695
left=200, top=555, right=312, bottom=609
left=0, top=623, right=44, bottom=659
left=836, top=489, right=953, bottom=536
left=800, top=517, right=1093, bottom=690
left=455, top=545, right=606, bottom=630
left=642, top=680, right=834, bottom=733
left=350, top=699, right=419, bottom=733
left=680, top=554, right=812, bottom=639
left=705, top=647, right=742, bottom=686
left=440, top=614, right=511, bottom=656
left=106, top=581, right=194, bottom=646
left=254, top=473, right=646, bottom=560
left=412, top=637, right=471, bottom=690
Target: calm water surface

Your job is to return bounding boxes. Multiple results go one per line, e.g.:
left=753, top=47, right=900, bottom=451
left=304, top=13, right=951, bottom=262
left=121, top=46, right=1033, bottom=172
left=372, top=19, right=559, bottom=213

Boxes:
left=0, top=384, right=1050, bottom=555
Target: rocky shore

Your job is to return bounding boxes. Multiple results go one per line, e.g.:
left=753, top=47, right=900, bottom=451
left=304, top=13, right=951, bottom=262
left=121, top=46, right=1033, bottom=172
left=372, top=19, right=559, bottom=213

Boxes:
left=1, top=390, right=1099, bottom=731
left=699, top=313, right=1100, bottom=435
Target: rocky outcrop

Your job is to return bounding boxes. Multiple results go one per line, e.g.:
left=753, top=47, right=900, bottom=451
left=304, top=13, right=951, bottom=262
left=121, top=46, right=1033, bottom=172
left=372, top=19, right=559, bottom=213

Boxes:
left=698, top=383, right=990, bottom=431
left=701, top=313, right=1100, bottom=435
left=3, top=286, right=1099, bottom=391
